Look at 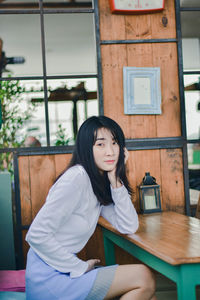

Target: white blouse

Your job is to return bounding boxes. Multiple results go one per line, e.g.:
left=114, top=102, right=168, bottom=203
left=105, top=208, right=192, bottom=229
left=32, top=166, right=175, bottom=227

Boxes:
left=26, top=165, right=139, bottom=278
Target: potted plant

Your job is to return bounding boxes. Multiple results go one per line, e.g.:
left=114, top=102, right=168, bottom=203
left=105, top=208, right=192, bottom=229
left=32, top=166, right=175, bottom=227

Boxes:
left=0, top=78, right=36, bottom=174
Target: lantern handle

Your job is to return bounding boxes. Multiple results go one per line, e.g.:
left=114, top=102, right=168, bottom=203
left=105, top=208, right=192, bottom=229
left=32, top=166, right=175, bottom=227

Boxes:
left=142, top=172, right=157, bottom=185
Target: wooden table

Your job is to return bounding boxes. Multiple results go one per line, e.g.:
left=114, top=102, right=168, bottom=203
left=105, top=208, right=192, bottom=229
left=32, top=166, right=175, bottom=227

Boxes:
left=98, top=212, right=200, bottom=300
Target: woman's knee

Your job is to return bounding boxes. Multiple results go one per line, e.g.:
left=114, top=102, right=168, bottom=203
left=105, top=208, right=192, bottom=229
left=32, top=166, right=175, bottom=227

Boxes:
left=137, top=264, right=156, bottom=295
left=104, top=264, right=156, bottom=299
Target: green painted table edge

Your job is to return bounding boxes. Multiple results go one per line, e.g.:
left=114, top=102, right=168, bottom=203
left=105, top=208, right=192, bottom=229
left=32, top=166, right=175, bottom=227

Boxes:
left=102, top=227, right=200, bottom=300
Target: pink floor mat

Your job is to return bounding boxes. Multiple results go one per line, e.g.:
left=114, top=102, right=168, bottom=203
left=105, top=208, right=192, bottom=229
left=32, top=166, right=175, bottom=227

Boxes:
left=0, top=270, right=25, bottom=292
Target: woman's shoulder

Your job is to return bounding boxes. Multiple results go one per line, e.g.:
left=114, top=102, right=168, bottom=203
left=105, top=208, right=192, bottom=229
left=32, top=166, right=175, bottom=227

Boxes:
left=61, top=164, right=89, bottom=182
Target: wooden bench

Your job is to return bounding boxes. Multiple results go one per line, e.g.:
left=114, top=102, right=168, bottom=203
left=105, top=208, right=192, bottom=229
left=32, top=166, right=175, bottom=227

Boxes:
left=98, top=211, right=200, bottom=300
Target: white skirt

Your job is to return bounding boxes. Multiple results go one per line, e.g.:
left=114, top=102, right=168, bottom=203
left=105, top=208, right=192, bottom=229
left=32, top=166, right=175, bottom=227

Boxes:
left=26, top=248, right=117, bottom=300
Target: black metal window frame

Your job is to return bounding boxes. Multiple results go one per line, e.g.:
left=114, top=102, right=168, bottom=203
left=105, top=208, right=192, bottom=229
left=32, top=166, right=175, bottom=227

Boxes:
left=0, top=0, right=103, bottom=148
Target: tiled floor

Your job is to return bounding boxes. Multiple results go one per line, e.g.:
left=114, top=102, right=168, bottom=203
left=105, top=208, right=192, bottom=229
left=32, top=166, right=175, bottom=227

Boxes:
left=155, top=273, right=200, bottom=300
left=155, top=273, right=177, bottom=299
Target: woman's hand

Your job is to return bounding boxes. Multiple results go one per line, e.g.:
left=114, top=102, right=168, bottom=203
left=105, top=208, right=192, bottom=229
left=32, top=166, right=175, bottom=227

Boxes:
left=107, top=168, right=122, bottom=188
left=107, top=148, right=129, bottom=188
left=86, top=259, right=101, bottom=273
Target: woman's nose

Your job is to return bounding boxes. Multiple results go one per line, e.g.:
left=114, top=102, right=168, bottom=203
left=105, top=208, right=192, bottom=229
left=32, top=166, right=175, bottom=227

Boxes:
left=105, top=144, right=114, bottom=155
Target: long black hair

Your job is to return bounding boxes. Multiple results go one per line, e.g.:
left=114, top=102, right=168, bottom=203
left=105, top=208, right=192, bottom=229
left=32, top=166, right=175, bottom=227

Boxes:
left=59, top=116, right=133, bottom=205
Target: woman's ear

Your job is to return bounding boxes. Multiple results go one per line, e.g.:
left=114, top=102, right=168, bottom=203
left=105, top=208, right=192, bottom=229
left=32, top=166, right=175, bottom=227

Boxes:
left=124, top=147, right=129, bottom=164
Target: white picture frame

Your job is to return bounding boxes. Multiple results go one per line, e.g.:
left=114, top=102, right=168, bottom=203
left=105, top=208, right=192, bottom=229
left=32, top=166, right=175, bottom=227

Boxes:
left=123, top=67, right=162, bottom=115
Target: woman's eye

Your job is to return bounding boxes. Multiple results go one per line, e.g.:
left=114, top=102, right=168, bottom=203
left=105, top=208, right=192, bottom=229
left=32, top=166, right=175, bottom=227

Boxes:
left=97, top=143, right=104, bottom=147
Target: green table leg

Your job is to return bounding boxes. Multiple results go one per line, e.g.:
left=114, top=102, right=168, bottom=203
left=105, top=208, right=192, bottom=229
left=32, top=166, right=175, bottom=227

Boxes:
left=177, top=264, right=200, bottom=300
left=101, top=228, right=200, bottom=300
left=103, top=235, right=116, bottom=266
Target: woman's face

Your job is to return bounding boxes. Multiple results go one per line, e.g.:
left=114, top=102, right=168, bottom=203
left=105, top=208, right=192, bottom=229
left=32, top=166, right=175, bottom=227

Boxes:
left=93, top=128, right=120, bottom=173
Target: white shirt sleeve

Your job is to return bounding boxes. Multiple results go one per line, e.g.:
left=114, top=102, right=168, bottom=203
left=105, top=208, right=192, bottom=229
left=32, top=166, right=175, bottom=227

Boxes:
left=100, top=185, right=139, bottom=234
left=26, top=168, right=88, bottom=278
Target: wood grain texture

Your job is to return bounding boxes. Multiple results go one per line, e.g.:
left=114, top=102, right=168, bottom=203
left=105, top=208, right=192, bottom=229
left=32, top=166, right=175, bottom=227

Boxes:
left=54, top=153, right=72, bottom=178
left=126, top=149, right=185, bottom=214
left=149, top=0, right=176, bottom=39
left=98, top=212, right=200, bottom=265
left=99, top=0, right=126, bottom=40
left=102, top=42, right=181, bottom=139
left=126, top=150, right=162, bottom=212
left=160, top=149, right=185, bottom=213
left=195, top=193, right=200, bottom=219
left=22, top=230, right=29, bottom=269
left=18, top=156, right=32, bottom=226
left=101, top=44, right=127, bottom=133
left=29, top=155, right=56, bottom=220
left=99, top=0, right=176, bottom=40
left=152, top=43, right=181, bottom=137
left=84, top=226, right=106, bottom=265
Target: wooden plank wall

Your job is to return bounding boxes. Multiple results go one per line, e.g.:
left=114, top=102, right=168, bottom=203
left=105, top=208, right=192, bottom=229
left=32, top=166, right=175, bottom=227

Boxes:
left=19, top=0, right=186, bottom=266
left=98, top=0, right=185, bottom=263
left=98, top=0, right=185, bottom=212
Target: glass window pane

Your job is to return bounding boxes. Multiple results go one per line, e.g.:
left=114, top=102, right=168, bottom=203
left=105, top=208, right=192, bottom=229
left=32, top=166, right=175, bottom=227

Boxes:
left=181, top=11, right=200, bottom=38
left=44, top=13, right=96, bottom=76
left=181, top=12, right=200, bottom=71
left=0, top=15, right=42, bottom=77
left=184, top=75, right=200, bottom=140
left=23, top=81, right=47, bottom=146
left=0, top=79, right=46, bottom=149
left=181, top=0, right=200, bottom=7
left=47, top=78, right=97, bottom=146
left=182, top=38, right=200, bottom=71
left=188, top=144, right=200, bottom=212
left=187, top=143, right=200, bottom=216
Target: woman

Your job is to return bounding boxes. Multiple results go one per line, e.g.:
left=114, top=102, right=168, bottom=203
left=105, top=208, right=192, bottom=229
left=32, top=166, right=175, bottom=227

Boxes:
left=25, top=116, right=156, bottom=300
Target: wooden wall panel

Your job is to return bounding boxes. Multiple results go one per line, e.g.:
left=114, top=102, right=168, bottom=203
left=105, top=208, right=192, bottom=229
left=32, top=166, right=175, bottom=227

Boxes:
left=127, top=150, right=162, bottom=211
left=152, top=43, right=181, bottom=137
left=149, top=0, right=176, bottom=39
left=54, top=153, right=72, bottom=178
left=126, top=149, right=185, bottom=213
left=83, top=226, right=106, bottom=265
left=102, top=42, right=181, bottom=139
left=22, top=230, right=28, bottom=268
left=115, top=244, right=141, bottom=265
left=99, top=0, right=185, bottom=218
left=18, top=156, right=32, bottom=226
left=99, top=0, right=126, bottom=40
left=99, top=0, right=176, bottom=40
left=29, top=155, right=56, bottom=220
left=160, top=149, right=185, bottom=213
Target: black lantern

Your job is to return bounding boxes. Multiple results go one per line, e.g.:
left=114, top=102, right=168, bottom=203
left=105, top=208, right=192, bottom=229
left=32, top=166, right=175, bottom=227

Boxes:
left=139, top=172, right=161, bottom=214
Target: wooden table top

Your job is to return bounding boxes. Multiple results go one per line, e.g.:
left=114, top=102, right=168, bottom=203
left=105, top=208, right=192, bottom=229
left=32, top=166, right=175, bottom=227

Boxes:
left=98, top=211, right=200, bottom=265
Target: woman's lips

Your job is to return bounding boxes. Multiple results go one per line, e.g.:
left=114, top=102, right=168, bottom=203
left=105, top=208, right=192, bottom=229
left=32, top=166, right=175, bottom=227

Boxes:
left=105, top=160, right=115, bottom=164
